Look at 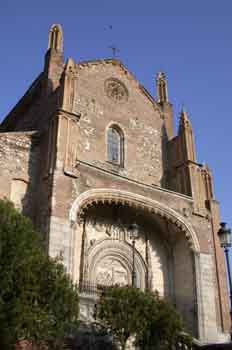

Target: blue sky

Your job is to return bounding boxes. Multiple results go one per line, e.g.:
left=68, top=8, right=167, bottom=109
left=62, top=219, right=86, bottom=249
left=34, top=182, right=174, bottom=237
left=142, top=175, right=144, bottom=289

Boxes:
left=0, top=1, right=231, bottom=233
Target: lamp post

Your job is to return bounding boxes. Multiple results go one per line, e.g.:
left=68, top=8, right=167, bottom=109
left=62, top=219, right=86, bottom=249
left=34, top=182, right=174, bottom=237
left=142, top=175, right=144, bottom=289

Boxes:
left=129, top=223, right=139, bottom=288
left=218, top=222, right=232, bottom=339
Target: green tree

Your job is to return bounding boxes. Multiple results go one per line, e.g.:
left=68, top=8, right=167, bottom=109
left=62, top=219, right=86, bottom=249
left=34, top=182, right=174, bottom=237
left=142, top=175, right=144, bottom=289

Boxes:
left=95, top=286, right=151, bottom=350
left=95, top=286, right=192, bottom=350
left=0, top=199, right=79, bottom=350
left=136, top=291, right=192, bottom=350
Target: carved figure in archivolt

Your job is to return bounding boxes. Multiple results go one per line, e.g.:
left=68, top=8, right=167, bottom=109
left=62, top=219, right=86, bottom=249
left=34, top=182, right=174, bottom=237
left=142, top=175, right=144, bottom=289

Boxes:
left=85, top=220, right=108, bottom=247
left=85, top=219, right=131, bottom=247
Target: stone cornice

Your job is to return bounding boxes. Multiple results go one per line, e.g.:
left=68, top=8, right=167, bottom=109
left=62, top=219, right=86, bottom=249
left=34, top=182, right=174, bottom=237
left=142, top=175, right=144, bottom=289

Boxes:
left=57, top=108, right=81, bottom=121
left=75, top=159, right=193, bottom=203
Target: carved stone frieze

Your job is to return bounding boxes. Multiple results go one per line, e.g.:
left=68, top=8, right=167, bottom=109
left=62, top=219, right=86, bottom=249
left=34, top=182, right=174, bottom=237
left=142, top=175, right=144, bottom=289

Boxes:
left=85, top=216, right=132, bottom=248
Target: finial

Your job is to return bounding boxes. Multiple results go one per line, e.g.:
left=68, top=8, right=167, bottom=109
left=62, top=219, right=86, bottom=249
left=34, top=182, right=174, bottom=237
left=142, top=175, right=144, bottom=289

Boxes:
left=64, top=57, right=75, bottom=73
left=157, top=72, right=166, bottom=80
left=60, top=57, right=77, bottom=112
left=179, top=106, right=192, bottom=132
left=180, top=105, right=189, bottom=121
left=180, top=103, right=186, bottom=113
left=48, top=24, right=63, bottom=52
left=156, top=72, right=168, bottom=103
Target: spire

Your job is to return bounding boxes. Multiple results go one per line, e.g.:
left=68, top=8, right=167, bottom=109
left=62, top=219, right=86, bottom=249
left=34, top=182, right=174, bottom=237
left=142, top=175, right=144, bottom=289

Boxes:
left=64, top=58, right=75, bottom=74
left=178, top=107, right=196, bottom=162
left=178, top=107, right=192, bottom=133
left=44, top=24, right=64, bottom=94
left=156, top=72, right=168, bottom=104
left=60, top=58, right=77, bottom=112
left=48, top=24, right=63, bottom=52
left=202, top=163, right=214, bottom=200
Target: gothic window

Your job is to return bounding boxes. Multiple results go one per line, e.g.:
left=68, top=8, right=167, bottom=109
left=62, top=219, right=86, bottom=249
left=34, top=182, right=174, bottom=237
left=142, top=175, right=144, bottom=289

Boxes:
left=107, top=126, right=124, bottom=165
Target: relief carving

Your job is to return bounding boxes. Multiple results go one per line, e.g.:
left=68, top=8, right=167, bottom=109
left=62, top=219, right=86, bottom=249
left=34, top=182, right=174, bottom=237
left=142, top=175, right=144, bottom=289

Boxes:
left=105, top=222, right=128, bottom=241
left=86, top=219, right=131, bottom=246
left=83, top=234, right=147, bottom=290
left=96, top=257, right=129, bottom=286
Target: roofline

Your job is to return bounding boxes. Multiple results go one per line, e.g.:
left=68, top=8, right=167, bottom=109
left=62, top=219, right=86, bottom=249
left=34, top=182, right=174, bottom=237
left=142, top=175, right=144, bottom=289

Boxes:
left=0, top=72, right=44, bottom=131
left=76, top=58, right=161, bottom=113
left=0, top=57, right=163, bottom=131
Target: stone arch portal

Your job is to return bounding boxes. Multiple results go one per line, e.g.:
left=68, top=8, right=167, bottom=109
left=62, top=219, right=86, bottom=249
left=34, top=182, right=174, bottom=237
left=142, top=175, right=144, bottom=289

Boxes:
left=69, top=188, right=202, bottom=338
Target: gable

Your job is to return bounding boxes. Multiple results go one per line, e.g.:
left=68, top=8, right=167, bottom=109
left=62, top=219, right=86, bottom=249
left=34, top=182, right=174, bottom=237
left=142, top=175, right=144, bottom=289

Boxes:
left=75, top=59, right=160, bottom=112
left=73, top=59, right=161, bottom=116
left=71, top=59, right=165, bottom=186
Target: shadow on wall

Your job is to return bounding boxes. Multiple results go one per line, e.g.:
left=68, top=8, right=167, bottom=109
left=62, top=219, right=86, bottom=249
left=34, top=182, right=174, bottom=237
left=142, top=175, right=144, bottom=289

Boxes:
left=160, top=123, right=169, bottom=189
left=19, top=133, right=40, bottom=221
left=20, top=113, right=58, bottom=252
left=17, top=69, right=62, bottom=248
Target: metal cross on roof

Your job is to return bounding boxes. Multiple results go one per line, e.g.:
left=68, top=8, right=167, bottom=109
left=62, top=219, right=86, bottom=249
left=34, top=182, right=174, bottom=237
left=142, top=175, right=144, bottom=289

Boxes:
left=108, top=45, right=120, bottom=58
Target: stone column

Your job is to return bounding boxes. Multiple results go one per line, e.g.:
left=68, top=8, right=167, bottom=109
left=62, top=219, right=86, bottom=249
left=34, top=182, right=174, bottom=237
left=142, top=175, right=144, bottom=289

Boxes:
left=68, top=218, right=86, bottom=285
left=48, top=215, right=72, bottom=270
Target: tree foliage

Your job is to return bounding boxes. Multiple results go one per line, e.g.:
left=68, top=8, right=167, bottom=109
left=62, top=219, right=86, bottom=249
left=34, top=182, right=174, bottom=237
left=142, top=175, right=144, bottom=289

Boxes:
left=95, top=285, right=192, bottom=350
left=136, top=291, right=192, bottom=350
left=95, top=286, right=147, bottom=350
left=0, top=199, right=79, bottom=350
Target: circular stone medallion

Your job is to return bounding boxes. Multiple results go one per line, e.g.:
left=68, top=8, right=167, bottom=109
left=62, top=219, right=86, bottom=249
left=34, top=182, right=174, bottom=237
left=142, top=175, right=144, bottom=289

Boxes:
left=104, top=78, right=128, bottom=103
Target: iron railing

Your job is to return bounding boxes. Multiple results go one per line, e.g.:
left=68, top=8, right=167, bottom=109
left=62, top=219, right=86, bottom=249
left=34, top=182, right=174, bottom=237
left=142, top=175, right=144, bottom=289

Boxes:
left=78, top=280, right=113, bottom=296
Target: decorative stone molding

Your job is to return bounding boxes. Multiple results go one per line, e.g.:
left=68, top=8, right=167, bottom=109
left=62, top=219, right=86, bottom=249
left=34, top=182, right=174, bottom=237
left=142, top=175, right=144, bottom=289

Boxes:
left=69, top=188, right=200, bottom=252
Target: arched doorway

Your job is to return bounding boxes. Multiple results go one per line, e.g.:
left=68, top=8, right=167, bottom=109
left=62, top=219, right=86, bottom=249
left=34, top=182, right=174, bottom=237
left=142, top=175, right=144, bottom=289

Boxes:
left=70, top=189, right=200, bottom=337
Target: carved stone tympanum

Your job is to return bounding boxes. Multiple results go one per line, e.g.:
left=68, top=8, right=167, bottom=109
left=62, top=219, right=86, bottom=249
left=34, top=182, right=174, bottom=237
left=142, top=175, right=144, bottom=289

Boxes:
left=96, top=257, right=129, bottom=286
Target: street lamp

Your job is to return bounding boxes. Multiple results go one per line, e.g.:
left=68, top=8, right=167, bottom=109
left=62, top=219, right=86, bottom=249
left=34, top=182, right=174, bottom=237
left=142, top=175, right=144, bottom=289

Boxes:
left=129, top=223, right=139, bottom=288
left=218, top=222, right=232, bottom=339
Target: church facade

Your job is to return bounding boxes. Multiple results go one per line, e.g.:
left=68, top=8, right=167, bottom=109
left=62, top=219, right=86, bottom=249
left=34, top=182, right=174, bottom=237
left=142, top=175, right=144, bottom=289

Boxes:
left=0, top=24, right=230, bottom=344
